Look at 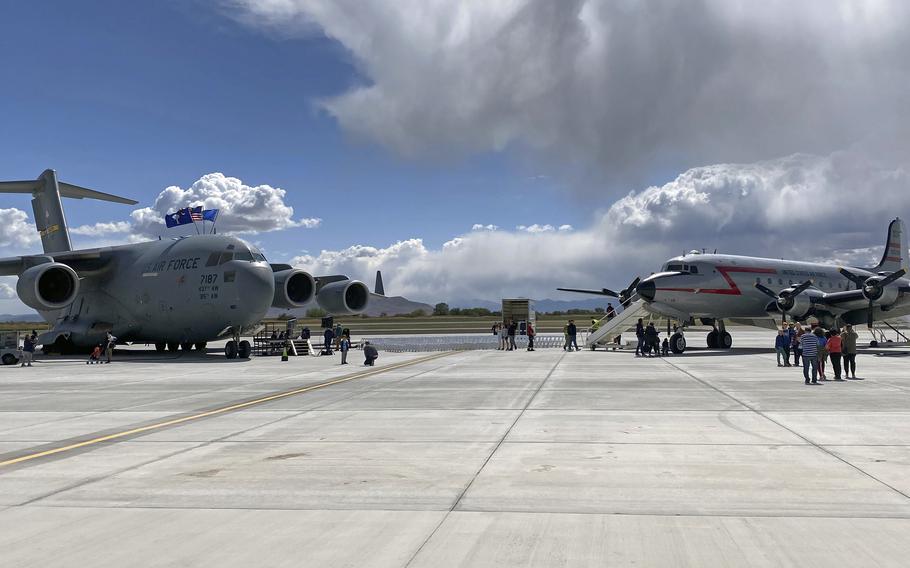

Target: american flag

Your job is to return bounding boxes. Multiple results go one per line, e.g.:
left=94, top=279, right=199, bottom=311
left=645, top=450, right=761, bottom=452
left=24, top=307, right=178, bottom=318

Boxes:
left=189, top=206, right=203, bottom=221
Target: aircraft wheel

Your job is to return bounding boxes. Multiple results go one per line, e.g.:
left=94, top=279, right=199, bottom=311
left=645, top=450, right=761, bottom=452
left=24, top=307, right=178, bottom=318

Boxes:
left=870, top=340, right=878, bottom=348
left=194, top=342, right=207, bottom=352
left=155, top=343, right=166, bottom=353
left=181, top=342, right=193, bottom=351
left=2, top=353, right=18, bottom=366
left=719, top=332, right=733, bottom=349
left=706, top=330, right=718, bottom=349
left=238, top=340, right=252, bottom=359
left=670, top=333, right=686, bottom=354
left=225, top=340, right=238, bottom=359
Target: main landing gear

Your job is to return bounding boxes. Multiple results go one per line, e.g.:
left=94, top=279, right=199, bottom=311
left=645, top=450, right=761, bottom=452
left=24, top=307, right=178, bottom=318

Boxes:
left=706, top=321, right=732, bottom=349
left=224, top=330, right=251, bottom=360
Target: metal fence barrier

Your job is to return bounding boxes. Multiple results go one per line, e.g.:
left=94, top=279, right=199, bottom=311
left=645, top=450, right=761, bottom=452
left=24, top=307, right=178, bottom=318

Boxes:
left=363, top=333, right=588, bottom=352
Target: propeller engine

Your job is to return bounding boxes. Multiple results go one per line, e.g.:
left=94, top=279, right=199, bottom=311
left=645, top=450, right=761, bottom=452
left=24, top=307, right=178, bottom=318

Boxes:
left=556, top=276, right=640, bottom=306
left=838, top=267, right=906, bottom=327
left=754, top=279, right=816, bottom=321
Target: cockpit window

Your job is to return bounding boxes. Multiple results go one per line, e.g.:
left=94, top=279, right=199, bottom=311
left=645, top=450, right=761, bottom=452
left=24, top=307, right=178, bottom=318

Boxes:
left=666, top=264, right=684, bottom=272
left=253, top=253, right=267, bottom=262
left=688, top=265, right=698, bottom=274
left=218, top=252, right=234, bottom=264
left=234, top=250, right=254, bottom=262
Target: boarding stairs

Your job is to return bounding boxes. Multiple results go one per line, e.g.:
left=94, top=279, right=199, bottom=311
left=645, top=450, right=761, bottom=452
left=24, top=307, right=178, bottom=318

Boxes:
left=585, top=299, right=655, bottom=349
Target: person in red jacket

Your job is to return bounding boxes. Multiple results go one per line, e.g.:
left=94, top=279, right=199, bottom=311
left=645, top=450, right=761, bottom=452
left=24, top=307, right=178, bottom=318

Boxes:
left=827, top=329, right=844, bottom=381
left=526, top=322, right=536, bottom=352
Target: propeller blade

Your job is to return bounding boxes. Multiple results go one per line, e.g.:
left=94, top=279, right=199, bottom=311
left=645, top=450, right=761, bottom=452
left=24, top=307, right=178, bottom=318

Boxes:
left=839, top=268, right=868, bottom=287
left=877, top=268, right=907, bottom=288
left=867, top=299, right=875, bottom=328
left=790, top=279, right=814, bottom=296
left=754, top=282, right=779, bottom=299
left=624, top=276, right=641, bottom=295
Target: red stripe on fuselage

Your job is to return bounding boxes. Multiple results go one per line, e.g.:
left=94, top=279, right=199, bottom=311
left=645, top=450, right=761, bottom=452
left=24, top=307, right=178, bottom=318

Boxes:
left=655, top=265, right=777, bottom=296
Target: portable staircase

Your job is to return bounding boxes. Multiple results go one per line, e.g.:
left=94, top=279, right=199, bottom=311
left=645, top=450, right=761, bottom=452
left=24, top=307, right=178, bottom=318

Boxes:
left=585, top=299, right=654, bottom=349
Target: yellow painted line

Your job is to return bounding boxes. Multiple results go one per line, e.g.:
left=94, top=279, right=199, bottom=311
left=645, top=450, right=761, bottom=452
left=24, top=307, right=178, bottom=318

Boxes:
left=0, top=351, right=453, bottom=469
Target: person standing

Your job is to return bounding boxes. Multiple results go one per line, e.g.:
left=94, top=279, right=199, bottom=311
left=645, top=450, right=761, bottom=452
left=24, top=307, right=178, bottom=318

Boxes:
left=842, top=324, right=859, bottom=379
left=526, top=321, right=536, bottom=351
left=782, top=324, right=793, bottom=366
left=323, top=326, right=334, bottom=355
left=827, top=328, right=843, bottom=381
left=105, top=331, right=117, bottom=364
left=339, top=334, right=350, bottom=365
left=567, top=320, right=579, bottom=351
left=20, top=333, right=35, bottom=367
left=334, top=323, right=343, bottom=350
left=799, top=329, right=819, bottom=385
left=645, top=323, right=659, bottom=357
left=606, top=303, right=616, bottom=320
left=562, top=321, right=570, bottom=351
left=775, top=329, right=789, bottom=367
left=499, top=323, right=508, bottom=351
left=792, top=325, right=803, bottom=366
left=507, top=320, right=518, bottom=351
left=635, top=318, right=645, bottom=357
left=816, top=328, right=828, bottom=380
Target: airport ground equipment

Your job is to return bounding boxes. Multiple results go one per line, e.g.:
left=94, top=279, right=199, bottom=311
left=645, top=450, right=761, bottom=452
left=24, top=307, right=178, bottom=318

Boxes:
left=0, top=331, right=22, bottom=365
left=0, top=169, right=369, bottom=359
left=501, top=298, right=535, bottom=334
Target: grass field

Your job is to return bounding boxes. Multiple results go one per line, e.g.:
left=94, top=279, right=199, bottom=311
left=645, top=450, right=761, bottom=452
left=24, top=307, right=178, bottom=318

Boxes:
left=262, top=314, right=606, bottom=335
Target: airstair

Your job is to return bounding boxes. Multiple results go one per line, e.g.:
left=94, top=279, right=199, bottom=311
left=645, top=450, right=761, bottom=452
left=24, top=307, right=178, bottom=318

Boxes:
left=585, top=299, right=654, bottom=349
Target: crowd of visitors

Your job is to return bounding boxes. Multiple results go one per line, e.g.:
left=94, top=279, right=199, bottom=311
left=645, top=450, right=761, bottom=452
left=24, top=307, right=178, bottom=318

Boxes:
left=777, top=323, right=859, bottom=384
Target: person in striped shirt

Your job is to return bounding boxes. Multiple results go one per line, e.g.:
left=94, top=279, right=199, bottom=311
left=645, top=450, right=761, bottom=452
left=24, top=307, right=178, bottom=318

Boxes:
left=799, top=329, right=820, bottom=384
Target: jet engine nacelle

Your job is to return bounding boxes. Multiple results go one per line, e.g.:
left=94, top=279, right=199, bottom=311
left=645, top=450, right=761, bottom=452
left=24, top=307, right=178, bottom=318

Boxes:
left=272, top=269, right=316, bottom=309
left=16, top=262, right=80, bottom=311
left=316, top=280, right=369, bottom=315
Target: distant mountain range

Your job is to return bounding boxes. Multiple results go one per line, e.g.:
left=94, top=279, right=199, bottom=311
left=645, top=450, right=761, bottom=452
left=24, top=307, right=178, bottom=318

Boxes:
left=0, top=313, right=43, bottom=323
left=452, top=298, right=620, bottom=313
left=268, top=294, right=435, bottom=319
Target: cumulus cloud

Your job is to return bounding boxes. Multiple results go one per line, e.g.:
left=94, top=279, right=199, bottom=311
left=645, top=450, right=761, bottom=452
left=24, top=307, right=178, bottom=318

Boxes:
left=69, top=221, right=133, bottom=237
left=0, top=281, right=15, bottom=299
left=0, top=208, right=38, bottom=249
left=229, top=0, right=910, bottom=186
left=130, top=173, right=320, bottom=236
left=471, top=224, right=499, bottom=232
left=288, top=150, right=910, bottom=303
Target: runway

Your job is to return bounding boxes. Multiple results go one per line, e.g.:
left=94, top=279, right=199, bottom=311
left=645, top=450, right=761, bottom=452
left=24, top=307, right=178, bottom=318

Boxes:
left=2, top=330, right=910, bottom=567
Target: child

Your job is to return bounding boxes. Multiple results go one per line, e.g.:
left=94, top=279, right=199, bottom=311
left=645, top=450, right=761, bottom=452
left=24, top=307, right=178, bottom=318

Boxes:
left=340, top=334, right=350, bottom=365
left=87, top=344, right=102, bottom=364
left=661, top=336, right=670, bottom=356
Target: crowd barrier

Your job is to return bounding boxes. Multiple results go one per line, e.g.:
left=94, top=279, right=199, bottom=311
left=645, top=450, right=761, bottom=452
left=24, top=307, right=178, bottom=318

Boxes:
left=363, top=333, right=589, bottom=352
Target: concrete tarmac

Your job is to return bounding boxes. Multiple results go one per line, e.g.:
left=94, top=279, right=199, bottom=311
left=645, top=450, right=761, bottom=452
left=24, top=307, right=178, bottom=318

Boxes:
left=1, top=330, right=910, bottom=567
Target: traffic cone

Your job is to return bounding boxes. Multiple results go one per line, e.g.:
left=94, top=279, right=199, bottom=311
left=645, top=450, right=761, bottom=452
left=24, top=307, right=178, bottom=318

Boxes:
left=281, top=345, right=289, bottom=362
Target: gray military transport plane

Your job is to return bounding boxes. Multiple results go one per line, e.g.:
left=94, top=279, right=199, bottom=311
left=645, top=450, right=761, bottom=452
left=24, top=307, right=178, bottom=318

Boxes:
left=560, top=218, right=910, bottom=353
left=0, top=170, right=369, bottom=359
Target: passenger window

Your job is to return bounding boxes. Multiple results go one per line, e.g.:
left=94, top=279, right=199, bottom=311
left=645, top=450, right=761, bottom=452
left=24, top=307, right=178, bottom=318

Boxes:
left=224, top=271, right=236, bottom=283
left=778, top=279, right=783, bottom=285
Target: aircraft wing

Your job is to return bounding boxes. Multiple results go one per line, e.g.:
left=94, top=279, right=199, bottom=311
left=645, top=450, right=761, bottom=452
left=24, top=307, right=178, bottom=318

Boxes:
left=0, top=257, right=25, bottom=276
left=0, top=249, right=111, bottom=277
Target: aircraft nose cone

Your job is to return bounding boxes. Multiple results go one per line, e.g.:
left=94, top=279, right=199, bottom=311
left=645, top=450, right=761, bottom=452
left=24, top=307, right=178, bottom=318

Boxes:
left=636, top=280, right=656, bottom=302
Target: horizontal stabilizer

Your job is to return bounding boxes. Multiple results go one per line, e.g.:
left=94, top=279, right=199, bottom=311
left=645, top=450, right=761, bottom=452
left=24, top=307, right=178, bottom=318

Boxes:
left=0, top=178, right=137, bottom=204
left=59, top=182, right=138, bottom=205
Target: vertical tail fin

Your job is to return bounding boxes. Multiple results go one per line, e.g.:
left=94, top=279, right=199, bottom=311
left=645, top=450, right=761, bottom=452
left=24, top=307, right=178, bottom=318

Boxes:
left=873, top=218, right=909, bottom=273
left=374, top=270, right=385, bottom=296
left=0, top=169, right=137, bottom=254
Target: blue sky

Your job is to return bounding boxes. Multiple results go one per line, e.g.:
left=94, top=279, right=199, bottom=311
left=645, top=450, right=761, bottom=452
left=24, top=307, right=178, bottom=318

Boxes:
left=2, top=1, right=907, bottom=310
left=0, top=0, right=587, bottom=258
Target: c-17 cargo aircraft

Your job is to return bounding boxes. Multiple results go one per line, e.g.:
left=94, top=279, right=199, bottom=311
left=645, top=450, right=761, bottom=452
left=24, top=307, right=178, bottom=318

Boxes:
left=0, top=170, right=369, bottom=359
left=560, top=218, right=910, bottom=353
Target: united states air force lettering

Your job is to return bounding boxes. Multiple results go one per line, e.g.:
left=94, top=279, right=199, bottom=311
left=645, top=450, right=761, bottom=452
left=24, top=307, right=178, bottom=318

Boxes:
left=143, top=257, right=201, bottom=273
